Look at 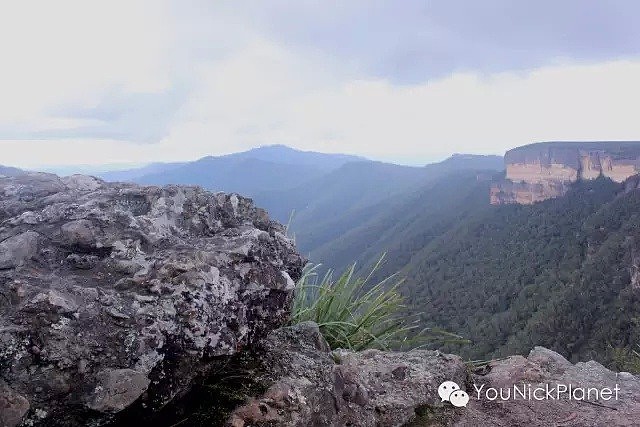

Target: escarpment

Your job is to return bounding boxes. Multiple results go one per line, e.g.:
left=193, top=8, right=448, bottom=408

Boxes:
left=0, top=173, right=304, bottom=426
left=491, top=142, right=640, bottom=204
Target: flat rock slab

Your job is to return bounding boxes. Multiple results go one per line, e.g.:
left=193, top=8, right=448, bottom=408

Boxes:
left=0, top=173, right=304, bottom=426
left=457, top=346, right=640, bottom=426
left=227, top=324, right=640, bottom=427
left=227, top=322, right=468, bottom=427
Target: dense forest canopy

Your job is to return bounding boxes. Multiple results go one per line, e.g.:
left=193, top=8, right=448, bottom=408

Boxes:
left=311, top=174, right=640, bottom=368
left=407, top=177, right=640, bottom=363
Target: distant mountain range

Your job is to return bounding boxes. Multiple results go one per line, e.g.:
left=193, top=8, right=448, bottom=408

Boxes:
left=0, top=165, right=25, bottom=177
left=255, top=154, right=503, bottom=261
left=92, top=145, right=504, bottom=264
left=99, top=145, right=365, bottom=194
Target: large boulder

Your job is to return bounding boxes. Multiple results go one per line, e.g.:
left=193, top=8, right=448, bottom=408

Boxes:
left=0, top=173, right=304, bottom=426
left=227, top=323, right=640, bottom=427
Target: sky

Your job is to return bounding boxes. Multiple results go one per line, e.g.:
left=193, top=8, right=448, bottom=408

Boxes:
left=1, top=0, right=640, bottom=168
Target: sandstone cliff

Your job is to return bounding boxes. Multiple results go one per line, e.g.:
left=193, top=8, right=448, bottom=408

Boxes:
left=491, top=142, right=640, bottom=204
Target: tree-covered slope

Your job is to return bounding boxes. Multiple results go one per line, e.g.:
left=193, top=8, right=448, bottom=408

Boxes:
left=255, top=161, right=433, bottom=247
left=307, top=170, right=499, bottom=277
left=254, top=154, right=503, bottom=261
left=399, top=177, right=640, bottom=366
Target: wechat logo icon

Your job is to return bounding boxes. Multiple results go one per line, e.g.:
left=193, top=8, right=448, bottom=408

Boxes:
left=438, top=381, right=470, bottom=407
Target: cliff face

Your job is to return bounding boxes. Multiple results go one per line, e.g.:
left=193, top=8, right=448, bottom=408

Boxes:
left=491, top=142, right=640, bottom=204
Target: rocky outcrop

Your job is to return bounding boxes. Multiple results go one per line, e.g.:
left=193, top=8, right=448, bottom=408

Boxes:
left=227, top=322, right=467, bottom=427
left=460, top=347, right=640, bottom=426
left=491, top=142, right=640, bottom=204
left=0, top=173, right=304, bottom=426
left=226, top=323, right=640, bottom=427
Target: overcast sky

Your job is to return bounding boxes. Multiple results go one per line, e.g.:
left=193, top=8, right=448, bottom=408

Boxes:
left=2, top=0, right=640, bottom=168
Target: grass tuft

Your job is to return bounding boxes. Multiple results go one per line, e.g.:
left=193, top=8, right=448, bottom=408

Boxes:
left=291, top=255, right=466, bottom=351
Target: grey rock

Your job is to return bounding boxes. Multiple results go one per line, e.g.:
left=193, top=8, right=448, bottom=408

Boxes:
left=0, top=173, right=304, bottom=426
left=0, top=380, right=30, bottom=427
left=227, top=324, right=640, bottom=427
left=87, top=369, right=151, bottom=413
left=457, top=348, right=640, bottom=426
left=227, top=322, right=467, bottom=427
left=60, top=175, right=102, bottom=192
left=25, top=290, right=78, bottom=315
left=60, top=219, right=98, bottom=248
left=0, top=231, right=40, bottom=270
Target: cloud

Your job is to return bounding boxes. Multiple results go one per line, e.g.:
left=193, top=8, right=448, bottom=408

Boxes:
left=6, top=54, right=640, bottom=168
left=1, top=1, right=639, bottom=168
left=162, top=55, right=640, bottom=164
left=242, top=0, right=640, bottom=83
left=0, top=1, right=172, bottom=115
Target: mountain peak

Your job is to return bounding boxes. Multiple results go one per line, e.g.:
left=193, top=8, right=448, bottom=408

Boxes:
left=0, top=164, right=24, bottom=177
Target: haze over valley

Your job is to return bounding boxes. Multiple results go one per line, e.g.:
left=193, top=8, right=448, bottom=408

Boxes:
left=4, top=141, right=640, bottom=368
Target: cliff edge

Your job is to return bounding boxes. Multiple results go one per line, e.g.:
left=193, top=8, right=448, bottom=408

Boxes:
left=0, top=173, right=304, bottom=426
left=491, top=141, right=640, bottom=204
left=225, top=322, right=640, bottom=427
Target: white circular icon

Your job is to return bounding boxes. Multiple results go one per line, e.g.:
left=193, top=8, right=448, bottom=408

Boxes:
left=438, top=381, right=460, bottom=402
left=449, top=390, right=470, bottom=407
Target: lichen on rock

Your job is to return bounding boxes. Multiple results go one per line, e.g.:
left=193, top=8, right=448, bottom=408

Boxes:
left=0, top=173, right=304, bottom=426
